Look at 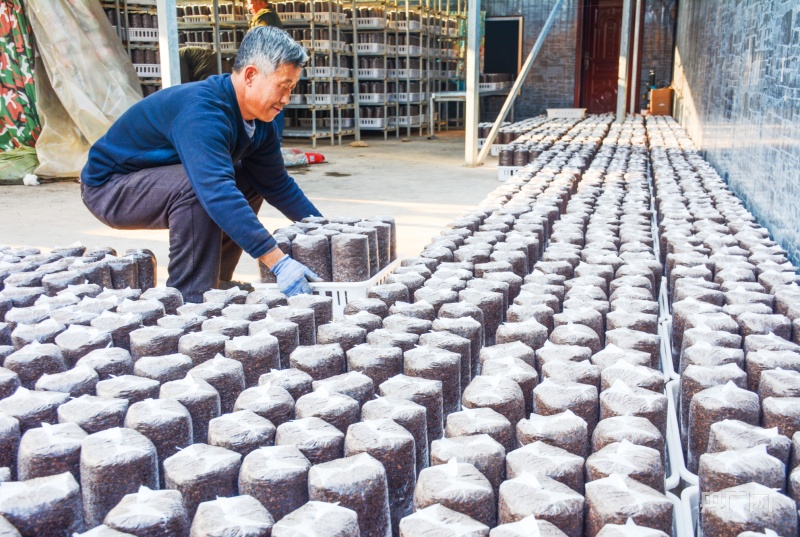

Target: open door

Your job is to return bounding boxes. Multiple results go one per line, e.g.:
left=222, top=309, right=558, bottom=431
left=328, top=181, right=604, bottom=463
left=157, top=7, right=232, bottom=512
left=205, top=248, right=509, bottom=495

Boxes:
left=579, top=0, right=624, bottom=114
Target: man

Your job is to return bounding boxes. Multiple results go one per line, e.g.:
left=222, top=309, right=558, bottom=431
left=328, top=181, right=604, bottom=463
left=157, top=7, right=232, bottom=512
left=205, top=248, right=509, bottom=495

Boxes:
left=80, top=26, right=321, bottom=302
left=247, top=0, right=285, bottom=136
left=248, top=0, right=282, bottom=29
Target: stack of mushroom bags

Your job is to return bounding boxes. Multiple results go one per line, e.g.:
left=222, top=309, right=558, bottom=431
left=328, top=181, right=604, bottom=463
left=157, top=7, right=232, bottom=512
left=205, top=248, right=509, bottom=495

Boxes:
left=648, top=115, right=800, bottom=537
left=344, top=113, right=676, bottom=537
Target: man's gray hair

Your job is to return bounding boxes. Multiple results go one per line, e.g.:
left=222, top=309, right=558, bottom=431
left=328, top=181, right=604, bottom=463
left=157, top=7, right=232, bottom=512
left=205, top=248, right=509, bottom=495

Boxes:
left=233, top=26, right=308, bottom=74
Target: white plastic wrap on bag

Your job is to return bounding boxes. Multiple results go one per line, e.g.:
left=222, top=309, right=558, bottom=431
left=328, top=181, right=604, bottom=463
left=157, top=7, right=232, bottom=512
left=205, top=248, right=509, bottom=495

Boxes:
left=698, top=444, right=785, bottom=495
left=533, top=378, right=599, bottom=435
left=590, top=344, right=651, bottom=370
left=80, top=427, right=158, bottom=528
left=505, top=441, right=585, bottom=494
left=516, top=410, right=588, bottom=457
left=0, top=386, right=70, bottom=433
left=593, top=518, right=668, bottom=536
left=271, top=501, right=359, bottom=537
left=585, top=440, right=664, bottom=493
left=160, top=374, right=221, bottom=444
left=497, top=472, right=583, bottom=537
left=462, top=375, right=525, bottom=428
left=0, top=471, right=83, bottom=536
left=688, top=381, right=760, bottom=473
left=707, top=419, right=792, bottom=467
left=599, top=360, right=665, bottom=393
left=701, top=482, right=797, bottom=537
left=17, top=422, right=86, bottom=481
left=591, top=416, right=665, bottom=461
left=399, top=503, right=490, bottom=536
left=599, top=380, right=667, bottom=437
left=207, top=410, right=276, bottom=457
left=162, top=443, right=242, bottom=519
left=275, top=417, right=343, bottom=464
left=345, top=418, right=416, bottom=532
left=584, top=474, right=672, bottom=537
left=680, top=341, right=744, bottom=375
left=103, top=486, right=190, bottom=537
left=189, top=495, right=274, bottom=537
left=430, top=434, right=505, bottom=493
left=490, top=514, right=569, bottom=536
left=238, top=445, right=310, bottom=523
left=308, top=453, right=392, bottom=537
left=744, top=349, right=800, bottom=392
left=413, top=458, right=496, bottom=528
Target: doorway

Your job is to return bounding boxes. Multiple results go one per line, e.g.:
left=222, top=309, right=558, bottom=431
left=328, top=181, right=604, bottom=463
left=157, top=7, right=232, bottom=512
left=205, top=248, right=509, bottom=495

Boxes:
left=578, top=0, right=624, bottom=114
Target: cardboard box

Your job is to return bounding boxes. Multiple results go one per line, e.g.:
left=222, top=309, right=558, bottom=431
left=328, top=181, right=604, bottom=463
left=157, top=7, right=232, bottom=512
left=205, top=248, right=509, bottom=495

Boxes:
left=650, top=88, right=673, bottom=116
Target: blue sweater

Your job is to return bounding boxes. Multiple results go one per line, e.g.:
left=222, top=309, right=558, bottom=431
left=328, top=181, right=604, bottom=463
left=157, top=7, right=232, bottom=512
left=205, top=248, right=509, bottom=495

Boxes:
left=81, top=74, right=321, bottom=259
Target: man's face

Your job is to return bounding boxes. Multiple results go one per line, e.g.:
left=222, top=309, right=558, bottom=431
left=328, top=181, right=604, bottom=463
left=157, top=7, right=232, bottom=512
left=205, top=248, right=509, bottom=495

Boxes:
left=248, top=0, right=267, bottom=14
left=242, top=63, right=302, bottom=122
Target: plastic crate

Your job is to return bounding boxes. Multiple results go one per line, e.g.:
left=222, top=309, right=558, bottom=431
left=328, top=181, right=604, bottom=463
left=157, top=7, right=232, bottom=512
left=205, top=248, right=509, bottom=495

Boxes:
left=355, top=17, right=386, bottom=29
left=396, top=45, right=422, bottom=56
left=133, top=64, right=160, bottom=78
left=355, top=42, right=386, bottom=54
left=298, top=117, right=326, bottom=128
left=129, top=0, right=156, bottom=5
left=219, top=14, right=241, bottom=22
left=326, top=117, right=355, bottom=129
left=358, top=93, right=386, bottom=104
left=357, top=68, right=386, bottom=80
left=447, top=27, right=459, bottom=37
left=397, top=92, right=425, bottom=103
left=396, top=20, right=421, bottom=31
left=479, top=81, right=512, bottom=91
left=546, top=108, right=587, bottom=118
left=288, top=94, right=305, bottom=104
left=219, top=42, right=237, bottom=54
left=129, top=28, right=158, bottom=42
left=313, top=12, right=349, bottom=24
left=307, top=66, right=350, bottom=78
left=359, top=117, right=390, bottom=129
left=497, top=166, right=522, bottom=181
left=393, top=69, right=421, bottom=78
left=306, top=94, right=352, bottom=105
left=182, top=15, right=210, bottom=24
left=309, top=40, right=347, bottom=52
left=490, top=143, right=515, bottom=157
left=397, top=114, right=422, bottom=126
left=254, top=258, right=402, bottom=319
left=184, top=41, right=213, bottom=50
left=279, top=12, right=313, bottom=22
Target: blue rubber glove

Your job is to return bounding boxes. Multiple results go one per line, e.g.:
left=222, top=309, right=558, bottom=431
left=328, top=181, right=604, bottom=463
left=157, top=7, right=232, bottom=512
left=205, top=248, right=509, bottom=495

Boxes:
left=271, top=255, right=322, bottom=296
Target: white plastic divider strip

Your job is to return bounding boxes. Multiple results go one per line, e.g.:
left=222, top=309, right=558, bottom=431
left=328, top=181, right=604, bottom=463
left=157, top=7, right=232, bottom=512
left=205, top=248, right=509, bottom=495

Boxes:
left=666, top=380, right=699, bottom=487
left=681, top=486, right=700, bottom=537
left=667, top=490, right=685, bottom=537
left=664, top=380, right=681, bottom=491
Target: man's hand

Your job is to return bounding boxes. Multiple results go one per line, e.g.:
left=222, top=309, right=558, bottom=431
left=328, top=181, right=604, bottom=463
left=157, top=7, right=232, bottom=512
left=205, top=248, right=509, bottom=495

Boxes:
left=270, top=254, right=322, bottom=296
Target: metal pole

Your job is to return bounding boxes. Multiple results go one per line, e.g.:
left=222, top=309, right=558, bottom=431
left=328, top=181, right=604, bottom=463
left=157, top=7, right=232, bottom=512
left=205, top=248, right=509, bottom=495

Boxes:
left=615, top=0, right=633, bottom=122
left=628, top=0, right=643, bottom=114
left=213, top=0, right=222, bottom=75
left=463, top=0, right=480, bottom=166
left=156, top=0, right=180, bottom=87
left=474, top=0, right=564, bottom=166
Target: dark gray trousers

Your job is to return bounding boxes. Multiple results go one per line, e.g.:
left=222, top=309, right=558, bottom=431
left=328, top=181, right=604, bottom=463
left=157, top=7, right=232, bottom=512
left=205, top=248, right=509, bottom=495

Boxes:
left=81, top=163, right=263, bottom=303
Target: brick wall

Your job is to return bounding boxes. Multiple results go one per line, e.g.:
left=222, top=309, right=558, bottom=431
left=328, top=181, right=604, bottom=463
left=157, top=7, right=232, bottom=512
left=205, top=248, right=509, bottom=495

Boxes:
left=481, top=0, right=676, bottom=121
left=672, top=0, right=800, bottom=264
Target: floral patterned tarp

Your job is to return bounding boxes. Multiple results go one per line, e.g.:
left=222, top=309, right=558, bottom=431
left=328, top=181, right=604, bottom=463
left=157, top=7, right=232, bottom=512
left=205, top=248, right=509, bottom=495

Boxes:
left=0, top=0, right=40, bottom=151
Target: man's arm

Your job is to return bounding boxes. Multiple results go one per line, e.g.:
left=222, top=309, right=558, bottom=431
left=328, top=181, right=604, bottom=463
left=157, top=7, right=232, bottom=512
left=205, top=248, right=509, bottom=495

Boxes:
left=170, top=102, right=279, bottom=259
left=241, top=123, right=322, bottom=222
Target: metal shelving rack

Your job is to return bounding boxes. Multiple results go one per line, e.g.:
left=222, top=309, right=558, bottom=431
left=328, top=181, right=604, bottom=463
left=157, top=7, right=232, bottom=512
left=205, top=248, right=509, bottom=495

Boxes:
left=102, top=0, right=163, bottom=96
left=278, top=0, right=359, bottom=148
left=176, top=0, right=250, bottom=75
left=350, top=1, right=398, bottom=138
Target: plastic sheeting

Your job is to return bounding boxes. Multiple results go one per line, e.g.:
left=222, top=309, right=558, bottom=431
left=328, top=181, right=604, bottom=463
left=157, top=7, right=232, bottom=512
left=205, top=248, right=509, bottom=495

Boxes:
left=25, top=0, right=141, bottom=178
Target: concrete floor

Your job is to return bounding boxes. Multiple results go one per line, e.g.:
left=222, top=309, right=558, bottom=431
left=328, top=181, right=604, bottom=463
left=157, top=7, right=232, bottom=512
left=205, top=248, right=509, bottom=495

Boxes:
left=0, top=131, right=498, bottom=285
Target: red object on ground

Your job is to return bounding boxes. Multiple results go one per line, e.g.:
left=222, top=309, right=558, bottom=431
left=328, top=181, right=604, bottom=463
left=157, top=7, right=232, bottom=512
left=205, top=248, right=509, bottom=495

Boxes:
left=304, top=152, right=325, bottom=164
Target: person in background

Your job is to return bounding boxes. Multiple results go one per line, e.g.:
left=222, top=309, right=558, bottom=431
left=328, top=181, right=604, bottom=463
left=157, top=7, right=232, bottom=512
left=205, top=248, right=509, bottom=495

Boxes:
left=248, top=0, right=283, bottom=29
left=80, top=27, right=322, bottom=302
left=248, top=0, right=285, bottom=136
left=179, top=46, right=233, bottom=82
